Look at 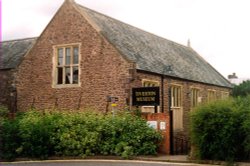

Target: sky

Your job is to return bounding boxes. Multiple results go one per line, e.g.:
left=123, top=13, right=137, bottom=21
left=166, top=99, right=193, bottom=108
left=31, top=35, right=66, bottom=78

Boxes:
left=2, top=0, right=250, bottom=78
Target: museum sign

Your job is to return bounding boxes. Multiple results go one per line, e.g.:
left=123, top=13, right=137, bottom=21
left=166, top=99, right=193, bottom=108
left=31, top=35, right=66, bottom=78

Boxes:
left=132, top=87, right=160, bottom=106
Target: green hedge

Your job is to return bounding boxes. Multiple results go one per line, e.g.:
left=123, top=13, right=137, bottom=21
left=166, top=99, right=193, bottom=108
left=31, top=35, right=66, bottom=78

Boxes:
left=0, top=109, right=162, bottom=160
left=190, top=96, right=250, bottom=161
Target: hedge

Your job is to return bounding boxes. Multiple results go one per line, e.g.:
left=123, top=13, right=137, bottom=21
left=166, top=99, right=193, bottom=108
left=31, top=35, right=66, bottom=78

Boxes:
left=0, top=109, right=162, bottom=160
left=190, top=96, right=250, bottom=161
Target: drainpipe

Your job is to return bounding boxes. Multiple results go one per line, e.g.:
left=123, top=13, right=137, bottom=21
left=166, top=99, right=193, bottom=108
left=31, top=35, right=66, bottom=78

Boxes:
left=169, top=84, right=174, bottom=154
left=161, top=75, right=164, bottom=113
left=161, top=74, right=174, bottom=154
left=162, top=66, right=174, bottom=154
left=9, top=83, right=17, bottom=118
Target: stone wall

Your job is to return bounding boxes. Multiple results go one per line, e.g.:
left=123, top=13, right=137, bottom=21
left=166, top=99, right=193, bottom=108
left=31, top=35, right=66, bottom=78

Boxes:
left=16, top=1, right=134, bottom=112
left=0, top=69, right=16, bottom=111
left=130, top=71, right=231, bottom=152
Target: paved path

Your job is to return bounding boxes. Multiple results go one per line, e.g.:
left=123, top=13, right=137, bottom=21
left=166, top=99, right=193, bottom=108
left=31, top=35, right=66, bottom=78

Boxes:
left=0, top=160, right=216, bottom=166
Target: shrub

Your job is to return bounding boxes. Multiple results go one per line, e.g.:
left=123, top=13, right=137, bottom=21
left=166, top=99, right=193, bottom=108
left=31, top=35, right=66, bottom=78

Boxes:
left=190, top=96, right=250, bottom=161
left=240, top=111, right=250, bottom=159
left=0, top=117, right=20, bottom=160
left=51, top=111, right=102, bottom=157
left=98, top=112, right=162, bottom=157
left=17, top=110, right=57, bottom=159
left=191, top=99, right=235, bottom=161
left=1, top=109, right=162, bottom=160
left=0, top=105, right=9, bottom=119
left=237, top=95, right=250, bottom=159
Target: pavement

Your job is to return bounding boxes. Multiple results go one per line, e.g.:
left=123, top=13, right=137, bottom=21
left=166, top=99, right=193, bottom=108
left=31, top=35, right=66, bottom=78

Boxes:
left=135, top=155, right=189, bottom=163
left=1, top=155, right=250, bottom=165
left=135, top=155, right=250, bottom=166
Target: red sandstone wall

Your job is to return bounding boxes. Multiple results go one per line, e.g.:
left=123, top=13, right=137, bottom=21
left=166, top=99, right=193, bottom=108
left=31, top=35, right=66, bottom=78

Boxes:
left=142, top=113, right=171, bottom=154
left=131, top=71, right=231, bottom=139
left=16, top=1, right=133, bottom=112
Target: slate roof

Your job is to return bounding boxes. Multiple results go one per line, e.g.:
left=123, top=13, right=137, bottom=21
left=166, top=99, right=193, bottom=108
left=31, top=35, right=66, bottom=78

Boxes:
left=0, top=38, right=37, bottom=69
left=0, top=1, right=232, bottom=88
left=76, top=3, right=232, bottom=88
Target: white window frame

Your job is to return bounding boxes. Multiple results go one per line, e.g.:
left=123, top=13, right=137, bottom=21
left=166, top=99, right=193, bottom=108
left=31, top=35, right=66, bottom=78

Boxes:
left=52, top=43, right=81, bottom=88
left=207, top=89, right=216, bottom=102
left=171, top=84, right=183, bottom=131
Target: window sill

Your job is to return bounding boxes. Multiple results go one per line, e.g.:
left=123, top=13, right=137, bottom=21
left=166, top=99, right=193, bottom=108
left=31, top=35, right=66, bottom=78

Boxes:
left=52, top=84, right=81, bottom=88
left=142, top=106, right=157, bottom=108
left=171, top=106, right=182, bottom=109
left=173, top=128, right=184, bottom=132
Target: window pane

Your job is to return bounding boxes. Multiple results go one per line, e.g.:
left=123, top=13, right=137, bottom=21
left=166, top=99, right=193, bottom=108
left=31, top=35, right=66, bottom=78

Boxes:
left=65, top=48, right=71, bottom=65
left=179, top=88, right=181, bottom=106
left=171, top=86, right=182, bottom=107
left=58, top=48, right=63, bottom=66
left=194, top=90, right=197, bottom=106
left=175, top=87, right=177, bottom=106
left=73, top=47, right=79, bottom=64
left=73, top=67, right=79, bottom=84
left=191, top=89, right=199, bottom=107
left=57, top=67, right=63, bottom=84
left=177, top=88, right=179, bottom=106
left=65, top=67, right=71, bottom=84
left=55, top=45, right=80, bottom=86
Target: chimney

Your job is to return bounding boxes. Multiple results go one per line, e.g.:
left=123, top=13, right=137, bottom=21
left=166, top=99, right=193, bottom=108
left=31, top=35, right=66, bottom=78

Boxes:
left=187, top=39, right=191, bottom=48
left=228, top=73, right=238, bottom=79
left=65, top=0, right=75, bottom=3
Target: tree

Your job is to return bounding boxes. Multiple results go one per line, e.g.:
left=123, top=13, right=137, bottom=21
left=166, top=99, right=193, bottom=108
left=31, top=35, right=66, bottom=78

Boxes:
left=232, top=80, right=250, bottom=97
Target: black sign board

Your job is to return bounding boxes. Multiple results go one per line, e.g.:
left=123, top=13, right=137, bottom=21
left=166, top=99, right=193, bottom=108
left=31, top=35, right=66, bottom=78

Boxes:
left=132, top=87, right=160, bottom=106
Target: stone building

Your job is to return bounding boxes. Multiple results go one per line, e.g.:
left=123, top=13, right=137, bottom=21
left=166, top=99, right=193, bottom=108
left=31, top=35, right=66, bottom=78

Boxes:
left=0, top=38, right=37, bottom=112
left=0, top=0, right=232, bottom=154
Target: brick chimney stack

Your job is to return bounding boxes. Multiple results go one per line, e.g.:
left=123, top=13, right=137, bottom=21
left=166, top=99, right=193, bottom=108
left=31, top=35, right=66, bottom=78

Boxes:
left=187, top=39, right=191, bottom=48
left=65, top=0, right=75, bottom=3
left=228, top=73, right=238, bottom=79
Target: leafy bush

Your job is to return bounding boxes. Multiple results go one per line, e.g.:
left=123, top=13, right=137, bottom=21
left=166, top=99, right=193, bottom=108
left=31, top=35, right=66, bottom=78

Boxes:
left=190, top=97, right=250, bottom=161
left=0, top=109, right=162, bottom=160
left=237, top=95, right=250, bottom=159
left=17, top=110, right=56, bottom=159
left=0, top=117, right=20, bottom=160
left=51, top=111, right=102, bottom=157
left=98, top=112, right=162, bottom=158
left=241, top=112, right=250, bottom=159
left=0, top=105, right=9, bottom=119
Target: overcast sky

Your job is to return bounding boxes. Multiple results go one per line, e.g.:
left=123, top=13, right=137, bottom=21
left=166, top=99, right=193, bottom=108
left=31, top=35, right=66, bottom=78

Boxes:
left=2, top=0, right=250, bottom=78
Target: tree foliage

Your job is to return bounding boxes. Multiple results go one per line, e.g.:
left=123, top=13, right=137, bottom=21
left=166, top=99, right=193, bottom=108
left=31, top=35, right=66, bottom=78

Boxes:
left=232, top=80, right=250, bottom=97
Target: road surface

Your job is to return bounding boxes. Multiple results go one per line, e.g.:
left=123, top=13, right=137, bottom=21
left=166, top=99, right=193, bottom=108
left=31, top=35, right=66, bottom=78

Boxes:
left=1, top=160, right=214, bottom=166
